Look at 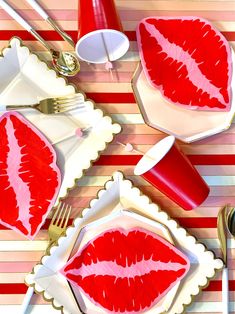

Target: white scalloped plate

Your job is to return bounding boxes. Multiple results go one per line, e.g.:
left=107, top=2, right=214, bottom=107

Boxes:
left=25, top=172, right=223, bottom=314
left=0, top=37, right=121, bottom=205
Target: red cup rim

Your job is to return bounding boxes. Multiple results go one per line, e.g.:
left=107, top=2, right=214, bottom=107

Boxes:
left=76, top=29, right=130, bottom=63
left=134, top=136, right=175, bottom=175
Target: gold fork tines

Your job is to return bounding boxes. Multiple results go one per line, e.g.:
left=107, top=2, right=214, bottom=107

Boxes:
left=6, top=93, right=85, bottom=114
left=48, top=202, right=72, bottom=244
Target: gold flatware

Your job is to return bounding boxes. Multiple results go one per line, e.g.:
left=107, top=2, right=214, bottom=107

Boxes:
left=0, top=0, right=80, bottom=77
left=21, top=202, right=72, bottom=314
left=48, top=202, right=72, bottom=244
left=26, top=0, right=75, bottom=48
left=227, top=207, right=235, bottom=236
left=217, top=205, right=229, bottom=314
left=6, top=94, right=85, bottom=114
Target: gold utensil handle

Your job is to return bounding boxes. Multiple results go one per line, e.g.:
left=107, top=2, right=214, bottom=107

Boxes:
left=6, top=104, right=37, bottom=110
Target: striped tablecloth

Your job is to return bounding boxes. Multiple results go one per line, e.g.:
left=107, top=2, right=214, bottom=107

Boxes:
left=0, top=0, right=234, bottom=313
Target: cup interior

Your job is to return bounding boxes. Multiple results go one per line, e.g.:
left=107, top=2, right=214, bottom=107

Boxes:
left=134, top=136, right=175, bottom=176
left=76, top=29, right=129, bottom=63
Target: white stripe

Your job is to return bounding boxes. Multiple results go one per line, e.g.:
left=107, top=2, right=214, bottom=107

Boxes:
left=0, top=241, right=47, bottom=251
left=111, top=114, right=144, bottom=124
left=204, top=176, right=235, bottom=186
left=0, top=273, right=26, bottom=283
left=36, top=51, right=140, bottom=62
left=79, top=83, right=133, bottom=93
left=201, top=238, right=235, bottom=249
left=188, top=302, right=235, bottom=312
left=0, top=303, right=234, bottom=314
left=0, top=305, right=57, bottom=313
left=77, top=176, right=235, bottom=187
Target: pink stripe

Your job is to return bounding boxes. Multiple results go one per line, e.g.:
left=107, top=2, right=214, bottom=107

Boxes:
left=115, top=133, right=235, bottom=145
left=76, top=71, right=133, bottom=83
left=0, top=227, right=223, bottom=241
left=197, top=133, right=235, bottom=144
left=142, top=186, right=235, bottom=197
left=0, top=230, right=47, bottom=241
left=0, top=251, right=43, bottom=262
left=0, top=9, right=77, bottom=20
left=120, top=10, right=235, bottom=21
left=0, top=262, right=35, bottom=272
left=65, top=195, right=234, bottom=213
left=0, top=294, right=48, bottom=304
left=1, top=10, right=235, bottom=22
left=196, top=165, right=235, bottom=175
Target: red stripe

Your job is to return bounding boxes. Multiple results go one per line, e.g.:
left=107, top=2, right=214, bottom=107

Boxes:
left=188, top=155, right=235, bottom=165
left=0, top=217, right=218, bottom=230
left=94, top=155, right=235, bottom=166
left=0, top=30, right=234, bottom=42
left=86, top=93, right=136, bottom=103
left=0, top=283, right=28, bottom=294
left=204, top=280, right=235, bottom=291
left=176, top=217, right=217, bottom=228
left=0, top=30, right=78, bottom=41
left=0, top=218, right=74, bottom=230
left=0, top=280, right=233, bottom=294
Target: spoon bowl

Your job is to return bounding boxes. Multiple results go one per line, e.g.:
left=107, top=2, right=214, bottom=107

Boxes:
left=227, top=206, right=235, bottom=237
left=51, top=50, right=80, bottom=77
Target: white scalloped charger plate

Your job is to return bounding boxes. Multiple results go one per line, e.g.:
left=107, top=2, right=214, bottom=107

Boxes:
left=0, top=37, right=121, bottom=205
left=25, top=172, right=223, bottom=314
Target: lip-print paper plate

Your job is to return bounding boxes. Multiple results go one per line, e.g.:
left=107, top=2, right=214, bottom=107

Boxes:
left=62, top=210, right=189, bottom=314
left=0, top=37, right=120, bottom=237
left=132, top=17, right=235, bottom=143
left=25, top=172, right=223, bottom=314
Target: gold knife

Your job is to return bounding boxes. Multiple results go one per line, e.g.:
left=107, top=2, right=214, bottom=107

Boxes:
left=217, top=205, right=229, bottom=314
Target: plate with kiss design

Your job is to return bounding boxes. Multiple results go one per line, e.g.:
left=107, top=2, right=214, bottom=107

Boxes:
left=0, top=37, right=120, bottom=239
left=62, top=210, right=190, bottom=314
left=25, top=172, right=223, bottom=314
left=133, top=17, right=235, bottom=143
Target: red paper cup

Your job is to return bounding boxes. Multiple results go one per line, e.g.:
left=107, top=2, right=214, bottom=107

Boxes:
left=76, top=0, right=129, bottom=63
left=134, top=136, right=210, bottom=210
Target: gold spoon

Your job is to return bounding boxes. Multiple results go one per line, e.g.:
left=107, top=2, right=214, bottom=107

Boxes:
left=227, top=207, right=235, bottom=236
left=32, top=30, right=80, bottom=77
left=217, top=205, right=233, bottom=314
left=0, top=0, right=80, bottom=77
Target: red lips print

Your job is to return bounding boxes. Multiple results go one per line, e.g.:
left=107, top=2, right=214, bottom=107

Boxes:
left=61, top=227, right=190, bottom=313
left=0, top=112, right=61, bottom=239
left=137, top=17, right=232, bottom=111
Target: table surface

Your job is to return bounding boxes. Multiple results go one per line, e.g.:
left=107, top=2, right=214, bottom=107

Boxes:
left=0, top=0, right=234, bottom=313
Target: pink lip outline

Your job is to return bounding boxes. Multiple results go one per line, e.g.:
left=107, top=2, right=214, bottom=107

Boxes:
left=0, top=111, right=61, bottom=239
left=136, top=16, right=232, bottom=112
left=61, top=227, right=190, bottom=313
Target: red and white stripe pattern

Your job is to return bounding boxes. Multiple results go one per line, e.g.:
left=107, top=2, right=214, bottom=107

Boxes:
left=0, top=0, right=235, bottom=313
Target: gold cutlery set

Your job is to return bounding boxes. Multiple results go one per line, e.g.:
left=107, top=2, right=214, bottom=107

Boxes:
left=217, top=205, right=235, bottom=314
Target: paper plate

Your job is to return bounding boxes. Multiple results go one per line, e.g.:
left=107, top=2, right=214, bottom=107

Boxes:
left=132, top=51, right=235, bottom=143
left=25, top=172, right=223, bottom=314
left=0, top=37, right=121, bottom=208
left=66, top=210, right=181, bottom=314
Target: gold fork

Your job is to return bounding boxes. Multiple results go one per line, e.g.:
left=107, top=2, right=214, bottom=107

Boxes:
left=5, top=93, right=85, bottom=114
left=48, top=202, right=72, bottom=244
left=21, top=202, right=72, bottom=313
